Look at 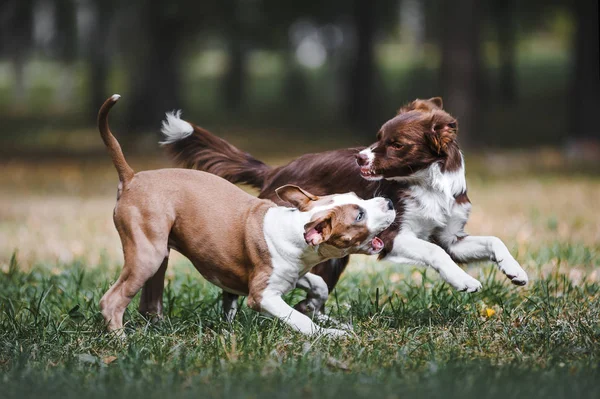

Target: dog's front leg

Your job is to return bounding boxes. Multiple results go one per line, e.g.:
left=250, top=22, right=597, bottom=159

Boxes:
left=385, top=234, right=482, bottom=292
left=259, top=292, right=348, bottom=337
left=443, top=236, right=528, bottom=286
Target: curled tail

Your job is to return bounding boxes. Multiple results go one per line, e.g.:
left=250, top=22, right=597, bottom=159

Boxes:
left=160, top=112, right=271, bottom=189
left=97, top=95, right=134, bottom=185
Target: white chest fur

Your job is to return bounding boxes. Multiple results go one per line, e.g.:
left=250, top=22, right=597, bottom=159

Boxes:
left=394, top=158, right=468, bottom=240
left=262, top=207, right=319, bottom=281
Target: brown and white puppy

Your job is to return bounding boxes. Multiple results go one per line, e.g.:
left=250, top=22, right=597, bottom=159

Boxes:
left=161, top=97, right=528, bottom=308
left=97, top=95, right=395, bottom=337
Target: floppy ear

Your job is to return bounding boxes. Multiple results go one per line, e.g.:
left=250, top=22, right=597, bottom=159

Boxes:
left=303, top=210, right=334, bottom=246
left=275, top=185, right=319, bottom=211
left=426, top=117, right=457, bottom=155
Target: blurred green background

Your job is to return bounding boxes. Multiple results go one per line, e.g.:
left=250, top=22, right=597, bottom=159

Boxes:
left=0, top=0, right=598, bottom=156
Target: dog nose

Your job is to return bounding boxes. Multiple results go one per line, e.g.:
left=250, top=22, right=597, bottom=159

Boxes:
left=385, top=198, right=394, bottom=210
left=356, top=153, right=368, bottom=167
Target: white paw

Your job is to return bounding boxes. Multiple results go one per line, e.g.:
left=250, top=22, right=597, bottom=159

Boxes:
left=499, top=258, right=528, bottom=286
left=447, top=273, right=482, bottom=293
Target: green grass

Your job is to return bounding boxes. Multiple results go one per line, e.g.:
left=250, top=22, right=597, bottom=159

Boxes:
left=1, top=251, right=599, bottom=399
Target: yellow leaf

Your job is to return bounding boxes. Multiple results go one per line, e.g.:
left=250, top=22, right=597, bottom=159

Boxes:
left=103, top=356, right=117, bottom=365
left=485, top=308, right=496, bottom=318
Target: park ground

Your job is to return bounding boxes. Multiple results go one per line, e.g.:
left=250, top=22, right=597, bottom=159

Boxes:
left=1, top=146, right=599, bottom=398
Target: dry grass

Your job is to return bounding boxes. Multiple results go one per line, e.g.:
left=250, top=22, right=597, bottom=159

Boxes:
left=1, top=151, right=598, bottom=283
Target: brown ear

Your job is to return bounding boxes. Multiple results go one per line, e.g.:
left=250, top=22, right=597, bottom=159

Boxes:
left=427, top=97, right=443, bottom=109
left=398, top=97, right=443, bottom=114
left=303, top=210, right=333, bottom=246
left=276, top=185, right=319, bottom=211
left=426, top=115, right=457, bottom=155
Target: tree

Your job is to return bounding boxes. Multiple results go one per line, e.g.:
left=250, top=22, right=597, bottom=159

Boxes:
left=569, top=0, right=600, bottom=142
left=125, top=2, right=187, bottom=132
left=344, top=0, right=377, bottom=131
left=439, top=0, right=483, bottom=146
left=0, top=0, right=33, bottom=108
left=492, top=0, right=517, bottom=105
left=219, top=0, right=249, bottom=112
left=87, top=0, right=117, bottom=120
left=53, top=0, right=78, bottom=107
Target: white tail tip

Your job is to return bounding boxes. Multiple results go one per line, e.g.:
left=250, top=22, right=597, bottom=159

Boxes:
left=159, top=110, right=194, bottom=145
left=111, top=94, right=121, bottom=101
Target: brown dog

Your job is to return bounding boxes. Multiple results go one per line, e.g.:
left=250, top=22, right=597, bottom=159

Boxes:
left=97, top=95, right=395, bottom=336
left=162, top=97, right=528, bottom=311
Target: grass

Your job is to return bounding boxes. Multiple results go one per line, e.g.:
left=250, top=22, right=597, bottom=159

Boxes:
left=1, top=153, right=599, bottom=398
left=1, top=251, right=599, bottom=399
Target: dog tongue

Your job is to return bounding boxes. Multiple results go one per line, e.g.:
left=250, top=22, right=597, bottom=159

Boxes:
left=371, top=237, right=384, bottom=252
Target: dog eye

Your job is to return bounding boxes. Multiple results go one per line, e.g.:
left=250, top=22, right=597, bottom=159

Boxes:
left=355, top=210, right=365, bottom=222
left=391, top=142, right=404, bottom=150
left=448, top=122, right=457, bottom=129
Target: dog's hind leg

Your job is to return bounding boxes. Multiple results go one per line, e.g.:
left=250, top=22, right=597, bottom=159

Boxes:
left=222, top=291, right=239, bottom=322
left=100, top=223, right=169, bottom=334
left=294, top=273, right=352, bottom=331
left=138, top=251, right=169, bottom=321
left=310, top=256, right=350, bottom=292
left=295, top=257, right=350, bottom=314
left=444, top=236, right=528, bottom=286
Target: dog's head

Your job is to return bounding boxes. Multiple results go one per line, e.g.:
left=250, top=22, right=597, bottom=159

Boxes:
left=276, top=185, right=396, bottom=256
left=356, top=97, right=460, bottom=180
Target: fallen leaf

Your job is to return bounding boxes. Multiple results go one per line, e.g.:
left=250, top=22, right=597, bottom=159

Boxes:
left=102, top=356, right=117, bottom=365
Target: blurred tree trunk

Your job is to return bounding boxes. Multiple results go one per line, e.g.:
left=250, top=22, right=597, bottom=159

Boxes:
left=54, top=0, right=78, bottom=109
left=493, top=0, right=517, bottom=105
left=88, top=0, right=113, bottom=120
left=2, top=0, right=33, bottom=108
left=440, top=0, right=482, bottom=147
left=222, top=35, right=246, bottom=112
left=127, top=5, right=184, bottom=133
left=345, top=0, right=376, bottom=131
left=569, top=0, right=600, bottom=141
left=221, top=0, right=247, bottom=112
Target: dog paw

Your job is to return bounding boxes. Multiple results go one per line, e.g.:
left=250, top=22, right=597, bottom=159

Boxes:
left=507, top=270, right=528, bottom=286
left=500, top=258, right=528, bottom=286
left=449, top=274, right=482, bottom=293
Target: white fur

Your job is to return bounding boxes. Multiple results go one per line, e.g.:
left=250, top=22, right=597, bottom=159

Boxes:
left=387, top=234, right=482, bottom=292
left=391, top=159, right=467, bottom=237
left=381, top=154, right=528, bottom=288
left=256, top=193, right=395, bottom=336
left=359, top=147, right=375, bottom=163
left=111, top=94, right=121, bottom=101
left=159, top=111, right=194, bottom=145
left=358, top=147, right=384, bottom=181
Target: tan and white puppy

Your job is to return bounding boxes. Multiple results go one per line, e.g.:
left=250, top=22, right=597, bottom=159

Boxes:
left=97, top=95, right=395, bottom=337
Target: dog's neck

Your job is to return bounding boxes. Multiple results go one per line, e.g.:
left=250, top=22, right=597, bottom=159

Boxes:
left=263, top=207, right=343, bottom=274
left=386, top=151, right=467, bottom=197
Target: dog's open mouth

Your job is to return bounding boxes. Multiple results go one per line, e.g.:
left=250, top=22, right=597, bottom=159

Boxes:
left=360, top=166, right=384, bottom=181
left=370, top=237, right=384, bottom=253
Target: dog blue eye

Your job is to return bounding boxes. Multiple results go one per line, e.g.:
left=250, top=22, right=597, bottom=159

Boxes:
left=356, top=211, right=365, bottom=222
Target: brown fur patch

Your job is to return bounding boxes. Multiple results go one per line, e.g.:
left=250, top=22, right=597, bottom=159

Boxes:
left=164, top=97, right=466, bottom=301
left=454, top=192, right=470, bottom=205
